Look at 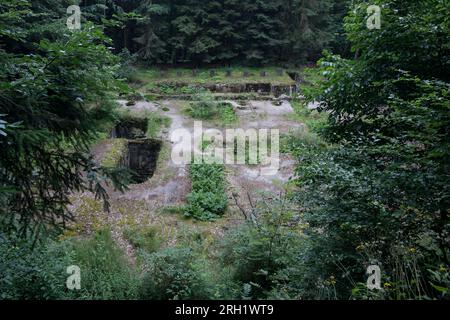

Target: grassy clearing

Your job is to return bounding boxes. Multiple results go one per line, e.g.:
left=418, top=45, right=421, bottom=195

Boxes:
left=133, top=66, right=296, bottom=87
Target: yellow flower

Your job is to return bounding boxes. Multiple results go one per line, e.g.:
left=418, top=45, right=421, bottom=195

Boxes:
left=408, top=247, right=417, bottom=254
left=384, top=282, right=392, bottom=288
left=324, top=276, right=337, bottom=286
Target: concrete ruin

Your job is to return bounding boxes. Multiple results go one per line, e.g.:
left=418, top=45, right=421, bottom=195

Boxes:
left=110, top=118, right=162, bottom=183
left=123, top=139, right=162, bottom=183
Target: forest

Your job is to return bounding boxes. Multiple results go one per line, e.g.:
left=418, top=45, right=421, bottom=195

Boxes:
left=0, top=0, right=449, bottom=302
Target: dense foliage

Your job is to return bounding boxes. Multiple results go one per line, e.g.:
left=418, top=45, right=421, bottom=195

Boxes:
left=0, top=1, right=129, bottom=236
left=85, top=0, right=349, bottom=65
left=220, top=195, right=303, bottom=299
left=0, top=229, right=139, bottom=299
left=185, top=163, right=228, bottom=221
left=0, top=0, right=448, bottom=302
left=296, top=0, right=450, bottom=299
left=139, top=247, right=213, bottom=299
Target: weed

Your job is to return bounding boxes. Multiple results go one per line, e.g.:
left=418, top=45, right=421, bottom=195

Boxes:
left=123, top=225, right=162, bottom=253
left=185, top=164, right=227, bottom=221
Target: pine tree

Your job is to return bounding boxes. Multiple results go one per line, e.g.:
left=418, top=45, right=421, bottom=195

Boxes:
left=115, top=0, right=348, bottom=65
left=0, top=0, right=128, bottom=237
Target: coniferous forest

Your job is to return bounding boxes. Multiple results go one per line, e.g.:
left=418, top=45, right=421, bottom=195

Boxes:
left=0, top=0, right=449, bottom=306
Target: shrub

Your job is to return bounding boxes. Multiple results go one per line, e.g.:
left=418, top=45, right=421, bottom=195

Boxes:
left=117, top=48, right=138, bottom=80
left=187, top=91, right=237, bottom=127
left=219, top=196, right=303, bottom=299
left=280, top=127, right=327, bottom=155
left=187, top=90, right=217, bottom=119
left=293, top=0, right=450, bottom=299
left=217, top=103, right=238, bottom=125
left=184, top=164, right=227, bottom=221
left=139, top=247, right=213, bottom=300
left=0, top=229, right=145, bottom=300
left=0, top=233, right=72, bottom=300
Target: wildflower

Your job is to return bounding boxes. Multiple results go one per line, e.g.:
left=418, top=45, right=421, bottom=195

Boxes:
left=324, top=276, right=336, bottom=286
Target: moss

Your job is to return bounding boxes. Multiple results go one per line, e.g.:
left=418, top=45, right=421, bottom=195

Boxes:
left=69, top=196, right=105, bottom=235
left=146, top=113, right=171, bottom=138
left=101, top=138, right=128, bottom=168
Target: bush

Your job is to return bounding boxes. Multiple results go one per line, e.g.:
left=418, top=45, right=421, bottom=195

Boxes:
left=139, top=247, right=213, bottom=300
left=187, top=91, right=237, bottom=127
left=219, top=196, right=303, bottom=299
left=295, top=0, right=450, bottom=299
left=185, top=191, right=228, bottom=221
left=0, top=233, right=72, bottom=300
left=0, top=229, right=143, bottom=300
left=217, top=103, right=238, bottom=125
left=117, top=48, right=137, bottom=80
left=184, top=164, right=227, bottom=221
left=187, top=90, right=217, bottom=119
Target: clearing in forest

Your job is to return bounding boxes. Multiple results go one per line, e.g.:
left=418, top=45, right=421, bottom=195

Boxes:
left=68, top=68, right=316, bottom=262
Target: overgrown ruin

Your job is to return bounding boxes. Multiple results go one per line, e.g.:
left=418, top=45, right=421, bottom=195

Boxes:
left=111, top=117, right=148, bottom=139
left=124, top=139, right=162, bottom=183
left=110, top=117, right=162, bottom=183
